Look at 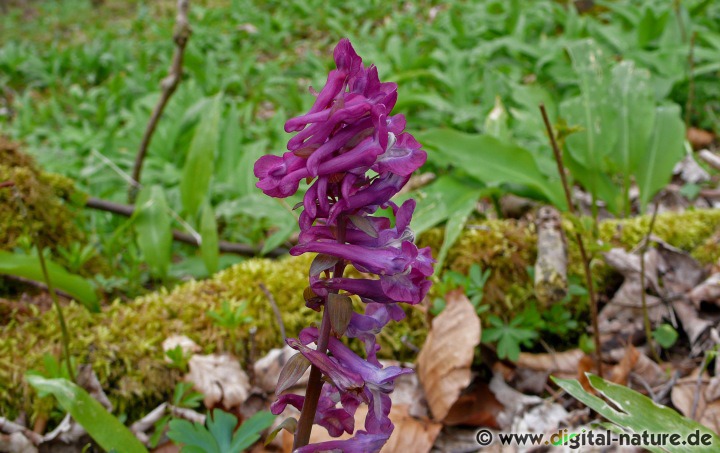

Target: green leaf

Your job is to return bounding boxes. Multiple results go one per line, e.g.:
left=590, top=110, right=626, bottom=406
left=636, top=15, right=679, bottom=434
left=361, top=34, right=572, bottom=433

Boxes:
left=133, top=185, right=172, bottom=279
left=168, top=418, right=219, bottom=453
left=180, top=95, right=222, bottom=217
left=25, top=376, right=148, bottom=453
left=554, top=374, right=720, bottom=453
left=0, top=251, right=98, bottom=312
left=653, top=324, right=679, bottom=349
left=235, top=140, right=268, bottom=197
left=229, top=411, right=275, bottom=452
left=636, top=104, right=685, bottom=211
left=200, top=203, right=219, bottom=275
left=418, top=129, right=566, bottom=209
left=609, top=61, right=656, bottom=215
left=435, top=193, right=477, bottom=273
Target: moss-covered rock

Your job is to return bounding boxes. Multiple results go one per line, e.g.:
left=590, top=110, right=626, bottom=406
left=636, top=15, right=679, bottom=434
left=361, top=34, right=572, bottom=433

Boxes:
left=0, top=137, right=85, bottom=251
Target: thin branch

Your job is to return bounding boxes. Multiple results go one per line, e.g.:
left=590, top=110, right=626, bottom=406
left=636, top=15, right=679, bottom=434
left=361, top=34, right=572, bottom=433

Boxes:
left=259, top=282, right=286, bottom=340
left=129, top=0, right=191, bottom=202
left=540, top=104, right=603, bottom=378
left=84, top=197, right=286, bottom=257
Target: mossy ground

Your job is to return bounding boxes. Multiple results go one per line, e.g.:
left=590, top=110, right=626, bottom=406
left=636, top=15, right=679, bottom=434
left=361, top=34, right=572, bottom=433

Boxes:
left=2, top=208, right=719, bottom=421
left=0, top=137, right=85, bottom=252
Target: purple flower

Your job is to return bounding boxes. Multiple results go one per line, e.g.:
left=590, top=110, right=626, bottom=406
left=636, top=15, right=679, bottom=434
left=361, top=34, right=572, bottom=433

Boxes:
left=255, top=38, right=433, bottom=452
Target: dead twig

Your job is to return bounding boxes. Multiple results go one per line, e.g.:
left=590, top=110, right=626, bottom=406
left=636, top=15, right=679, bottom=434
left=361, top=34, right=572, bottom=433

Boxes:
left=129, top=0, right=191, bottom=202
left=84, top=197, right=286, bottom=257
left=540, top=104, right=603, bottom=378
left=259, top=283, right=286, bottom=340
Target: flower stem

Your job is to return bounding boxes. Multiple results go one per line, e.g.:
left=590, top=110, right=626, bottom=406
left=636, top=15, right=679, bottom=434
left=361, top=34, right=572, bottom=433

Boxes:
left=293, top=217, right=347, bottom=449
left=37, top=245, right=76, bottom=382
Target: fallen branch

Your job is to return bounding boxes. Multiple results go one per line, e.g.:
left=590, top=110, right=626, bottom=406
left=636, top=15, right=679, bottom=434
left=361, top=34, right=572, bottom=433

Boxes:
left=698, top=150, right=720, bottom=172
left=129, top=0, right=191, bottom=202
left=260, top=282, right=286, bottom=340
left=84, top=197, right=286, bottom=257
left=533, top=206, right=568, bottom=305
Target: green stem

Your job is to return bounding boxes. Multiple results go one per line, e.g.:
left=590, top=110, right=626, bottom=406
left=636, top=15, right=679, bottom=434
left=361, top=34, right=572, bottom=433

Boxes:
left=640, top=204, right=661, bottom=363
left=37, top=245, right=76, bottom=382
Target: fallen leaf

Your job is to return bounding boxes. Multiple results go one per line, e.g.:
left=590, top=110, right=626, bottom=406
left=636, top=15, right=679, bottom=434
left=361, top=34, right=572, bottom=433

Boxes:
left=186, top=354, right=250, bottom=409
left=671, top=371, right=720, bottom=433
left=687, top=127, right=715, bottom=150
left=417, top=290, right=481, bottom=421
left=609, top=344, right=640, bottom=386
left=162, top=335, right=201, bottom=361
left=516, top=349, right=584, bottom=377
left=488, top=372, right=542, bottom=430
left=674, top=154, right=711, bottom=184
left=443, top=380, right=504, bottom=428
left=689, top=274, right=720, bottom=307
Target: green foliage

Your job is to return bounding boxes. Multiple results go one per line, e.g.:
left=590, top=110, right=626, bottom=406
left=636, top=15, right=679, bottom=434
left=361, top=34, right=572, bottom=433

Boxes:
left=25, top=375, right=148, bottom=453
left=431, top=263, right=491, bottom=316
left=554, top=374, right=720, bottom=453
left=133, top=185, right=173, bottom=279
left=653, top=323, right=679, bottom=349
left=207, top=299, right=254, bottom=329
left=483, top=313, right=539, bottom=361
left=0, top=250, right=99, bottom=311
left=167, top=408, right=274, bottom=453
left=181, top=95, right=221, bottom=218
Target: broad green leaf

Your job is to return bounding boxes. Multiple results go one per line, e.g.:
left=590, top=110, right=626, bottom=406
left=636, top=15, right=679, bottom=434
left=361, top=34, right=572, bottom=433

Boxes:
left=206, top=409, right=238, bottom=453
left=418, top=129, right=566, bottom=209
left=636, top=104, right=685, bottom=211
left=554, top=374, right=720, bottom=453
left=0, top=251, right=98, bottom=312
left=200, top=203, right=219, bottom=275
left=26, top=376, right=148, bottom=453
left=134, top=185, right=172, bottom=279
left=180, top=95, right=222, bottom=217
left=610, top=61, right=656, bottom=215
left=216, top=105, right=242, bottom=184
left=562, top=40, right=617, bottom=202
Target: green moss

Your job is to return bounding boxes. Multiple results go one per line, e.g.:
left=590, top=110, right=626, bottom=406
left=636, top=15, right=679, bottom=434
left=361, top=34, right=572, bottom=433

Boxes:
left=0, top=138, right=84, bottom=252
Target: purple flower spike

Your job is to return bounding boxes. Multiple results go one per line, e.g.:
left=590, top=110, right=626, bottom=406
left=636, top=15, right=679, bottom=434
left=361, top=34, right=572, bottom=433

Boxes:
left=255, top=38, right=433, bottom=452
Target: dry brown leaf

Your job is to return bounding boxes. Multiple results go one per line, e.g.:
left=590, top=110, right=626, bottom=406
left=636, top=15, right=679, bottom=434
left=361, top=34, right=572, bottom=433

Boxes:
left=609, top=344, right=640, bottom=386
left=417, top=290, right=481, bottom=421
left=186, top=354, right=250, bottom=409
left=443, top=380, right=504, bottom=428
left=516, top=349, right=584, bottom=377
left=689, top=273, right=720, bottom=307
left=671, top=371, right=720, bottom=433
left=687, top=127, right=715, bottom=150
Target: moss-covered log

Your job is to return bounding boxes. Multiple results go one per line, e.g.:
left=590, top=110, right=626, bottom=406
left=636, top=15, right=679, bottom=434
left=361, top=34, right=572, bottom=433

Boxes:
left=2, top=209, right=719, bottom=420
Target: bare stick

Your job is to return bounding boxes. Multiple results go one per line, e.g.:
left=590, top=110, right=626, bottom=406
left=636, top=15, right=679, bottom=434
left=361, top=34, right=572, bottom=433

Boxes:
left=639, top=201, right=661, bottom=362
left=260, top=283, right=286, bottom=340
left=540, top=104, right=603, bottom=378
left=84, top=197, right=285, bottom=257
left=129, top=0, right=191, bottom=202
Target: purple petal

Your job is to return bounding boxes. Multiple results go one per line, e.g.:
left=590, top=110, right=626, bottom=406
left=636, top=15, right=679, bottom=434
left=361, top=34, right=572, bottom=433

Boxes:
left=294, top=431, right=389, bottom=453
